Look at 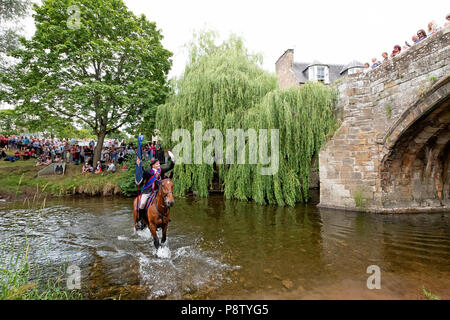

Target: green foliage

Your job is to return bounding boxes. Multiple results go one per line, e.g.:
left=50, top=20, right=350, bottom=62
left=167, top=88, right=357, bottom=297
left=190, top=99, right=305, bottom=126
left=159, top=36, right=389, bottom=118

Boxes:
left=417, top=86, right=429, bottom=99
left=422, top=286, right=440, bottom=300
left=0, top=109, right=22, bottom=135
left=0, top=0, right=30, bottom=60
left=0, top=241, right=82, bottom=300
left=2, top=0, right=172, bottom=163
left=117, top=154, right=139, bottom=197
left=0, top=108, right=98, bottom=138
left=0, top=156, right=124, bottom=198
left=353, top=190, right=367, bottom=211
left=385, top=104, right=392, bottom=118
left=156, top=32, right=338, bottom=206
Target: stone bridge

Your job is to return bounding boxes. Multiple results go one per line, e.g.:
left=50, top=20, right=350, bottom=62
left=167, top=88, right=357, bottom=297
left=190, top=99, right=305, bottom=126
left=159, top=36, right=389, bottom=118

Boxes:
left=319, top=26, right=450, bottom=213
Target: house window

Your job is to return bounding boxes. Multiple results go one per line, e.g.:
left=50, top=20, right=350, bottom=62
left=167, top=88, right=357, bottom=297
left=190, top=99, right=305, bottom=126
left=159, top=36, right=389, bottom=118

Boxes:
left=316, top=67, right=325, bottom=82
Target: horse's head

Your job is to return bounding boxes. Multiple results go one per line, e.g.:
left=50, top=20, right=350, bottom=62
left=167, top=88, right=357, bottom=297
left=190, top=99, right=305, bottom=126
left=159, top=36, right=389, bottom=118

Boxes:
left=160, top=179, right=174, bottom=208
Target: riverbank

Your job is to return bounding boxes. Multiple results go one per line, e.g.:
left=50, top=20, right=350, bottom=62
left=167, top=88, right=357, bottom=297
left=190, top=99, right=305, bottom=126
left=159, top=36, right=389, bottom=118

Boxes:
left=0, top=156, right=126, bottom=202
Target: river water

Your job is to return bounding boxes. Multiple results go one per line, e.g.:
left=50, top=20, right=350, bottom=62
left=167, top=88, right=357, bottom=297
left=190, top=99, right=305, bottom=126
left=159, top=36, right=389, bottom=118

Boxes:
left=0, top=195, right=449, bottom=300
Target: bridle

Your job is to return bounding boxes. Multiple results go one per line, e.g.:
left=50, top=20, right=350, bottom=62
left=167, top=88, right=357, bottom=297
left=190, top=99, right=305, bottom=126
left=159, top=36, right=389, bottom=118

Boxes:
left=154, top=179, right=173, bottom=218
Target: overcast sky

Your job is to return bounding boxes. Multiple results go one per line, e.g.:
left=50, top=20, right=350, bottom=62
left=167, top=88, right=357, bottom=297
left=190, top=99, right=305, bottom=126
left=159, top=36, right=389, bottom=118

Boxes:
left=124, top=0, right=448, bottom=78
left=15, top=0, right=450, bottom=78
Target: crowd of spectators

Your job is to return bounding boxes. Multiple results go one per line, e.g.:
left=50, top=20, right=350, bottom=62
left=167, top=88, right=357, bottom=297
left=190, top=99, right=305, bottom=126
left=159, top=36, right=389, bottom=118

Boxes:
left=0, top=134, right=169, bottom=175
left=363, top=15, right=449, bottom=73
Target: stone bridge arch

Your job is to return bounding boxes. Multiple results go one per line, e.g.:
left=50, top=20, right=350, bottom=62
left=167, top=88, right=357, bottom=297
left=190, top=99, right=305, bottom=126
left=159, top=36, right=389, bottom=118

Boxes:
left=318, top=26, right=450, bottom=213
left=380, top=76, right=450, bottom=208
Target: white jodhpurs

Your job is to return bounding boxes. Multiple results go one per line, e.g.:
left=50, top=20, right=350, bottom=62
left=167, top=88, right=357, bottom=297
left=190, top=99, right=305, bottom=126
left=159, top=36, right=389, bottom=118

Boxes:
left=139, top=193, right=151, bottom=209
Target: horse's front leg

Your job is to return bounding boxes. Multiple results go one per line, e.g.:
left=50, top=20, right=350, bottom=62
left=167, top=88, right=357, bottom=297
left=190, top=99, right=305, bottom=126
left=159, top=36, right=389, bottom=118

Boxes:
left=161, top=223, right=168, bottom=244
left=149, top=223, right=160, bottom=249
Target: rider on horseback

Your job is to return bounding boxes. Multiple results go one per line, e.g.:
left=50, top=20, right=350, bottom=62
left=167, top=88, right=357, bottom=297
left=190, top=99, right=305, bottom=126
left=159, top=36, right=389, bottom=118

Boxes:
left=136, top=150, right=175, bottom=229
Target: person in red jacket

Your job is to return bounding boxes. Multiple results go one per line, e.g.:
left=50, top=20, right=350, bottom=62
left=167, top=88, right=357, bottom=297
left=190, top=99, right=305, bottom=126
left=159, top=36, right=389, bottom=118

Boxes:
left=23, top=149, right=31, bottom=160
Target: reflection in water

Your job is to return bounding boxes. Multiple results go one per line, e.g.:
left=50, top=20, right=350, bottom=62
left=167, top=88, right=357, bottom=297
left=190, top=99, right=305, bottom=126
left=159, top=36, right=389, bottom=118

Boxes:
left=0, top=195, right=449, bottom=299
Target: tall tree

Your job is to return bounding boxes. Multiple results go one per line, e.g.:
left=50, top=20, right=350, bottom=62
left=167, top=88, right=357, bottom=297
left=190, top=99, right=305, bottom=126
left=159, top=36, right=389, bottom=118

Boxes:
left=2, top=0, right=172, bottom=164
left=156, top=32, right=338, bottom=206
left=0, top=0, right=30, bottom=52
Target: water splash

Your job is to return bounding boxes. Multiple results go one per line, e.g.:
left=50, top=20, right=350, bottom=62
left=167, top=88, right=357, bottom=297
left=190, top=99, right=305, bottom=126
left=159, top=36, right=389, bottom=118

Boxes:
left=155, top=245, right=171, bottom=259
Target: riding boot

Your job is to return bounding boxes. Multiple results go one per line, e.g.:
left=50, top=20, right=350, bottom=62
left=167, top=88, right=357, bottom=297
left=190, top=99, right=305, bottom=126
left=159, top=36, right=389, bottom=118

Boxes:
left=138, top=208, right=146, bottom=222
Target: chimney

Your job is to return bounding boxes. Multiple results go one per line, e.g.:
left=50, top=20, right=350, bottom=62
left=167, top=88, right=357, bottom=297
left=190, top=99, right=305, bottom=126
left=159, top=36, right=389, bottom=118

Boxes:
left=275, top=49, right=294, bottom=73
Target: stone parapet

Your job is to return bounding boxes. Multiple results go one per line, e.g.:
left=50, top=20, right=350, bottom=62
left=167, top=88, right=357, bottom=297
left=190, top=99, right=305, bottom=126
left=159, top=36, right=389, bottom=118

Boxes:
left=319, top=26, right=450, bottom=212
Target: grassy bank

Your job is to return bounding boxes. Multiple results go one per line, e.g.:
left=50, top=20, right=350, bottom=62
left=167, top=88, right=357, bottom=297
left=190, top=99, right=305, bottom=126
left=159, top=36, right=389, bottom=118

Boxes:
left=0, top=242, right=83, bottom=300
left=0, top=153, right=129, bottom=201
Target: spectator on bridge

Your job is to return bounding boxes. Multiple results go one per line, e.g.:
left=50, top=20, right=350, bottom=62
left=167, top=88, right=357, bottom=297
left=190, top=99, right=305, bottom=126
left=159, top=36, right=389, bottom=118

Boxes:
left=371, top=58, right=381, bottom=69
left=363, top=62, right=370, bottom=72
left=405, top=35, right=420, bottom=48
left=445, top=14, right=450, bottom=27
left=427, top=21, right=439, bottom=36
left=417, top=29, right=427, bottom=42
left=390, top=45, right=401, bottom=58
left=381, top=52, right=389, bottom=63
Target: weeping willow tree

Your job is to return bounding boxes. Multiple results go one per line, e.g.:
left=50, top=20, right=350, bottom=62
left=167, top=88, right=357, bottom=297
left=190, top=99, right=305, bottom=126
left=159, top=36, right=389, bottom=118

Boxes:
left=156, top=32, right=338, bottom=206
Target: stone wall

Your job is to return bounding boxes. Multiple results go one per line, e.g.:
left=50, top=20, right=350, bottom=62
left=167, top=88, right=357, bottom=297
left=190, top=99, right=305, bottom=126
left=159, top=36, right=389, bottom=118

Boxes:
left=319, top=26, right=450, bottom=213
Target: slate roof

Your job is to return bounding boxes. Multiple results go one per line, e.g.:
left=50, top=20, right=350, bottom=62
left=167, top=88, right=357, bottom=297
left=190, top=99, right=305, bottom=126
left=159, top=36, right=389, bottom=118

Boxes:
left=292, top=61, right=346, bottom=84
left=292, top=62, right=310, bottom=83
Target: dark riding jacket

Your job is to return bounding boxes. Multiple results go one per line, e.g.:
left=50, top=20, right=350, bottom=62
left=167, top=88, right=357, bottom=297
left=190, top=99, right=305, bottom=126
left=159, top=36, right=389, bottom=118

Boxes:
left=141, top=160, right=174, bottom=194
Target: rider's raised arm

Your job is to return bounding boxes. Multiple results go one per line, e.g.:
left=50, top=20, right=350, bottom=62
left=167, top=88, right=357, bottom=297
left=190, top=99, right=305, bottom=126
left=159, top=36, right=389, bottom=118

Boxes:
left=161, top=159, right=175, bottom=176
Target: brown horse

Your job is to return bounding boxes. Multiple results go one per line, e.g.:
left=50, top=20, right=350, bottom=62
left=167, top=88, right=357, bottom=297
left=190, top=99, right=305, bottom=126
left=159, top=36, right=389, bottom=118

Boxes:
left=133, top=179, right=175, bottom=249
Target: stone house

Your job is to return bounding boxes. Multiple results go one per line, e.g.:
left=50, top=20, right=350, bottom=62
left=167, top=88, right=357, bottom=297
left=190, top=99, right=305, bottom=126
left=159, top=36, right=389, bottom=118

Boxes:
left=275, top=49, right=362, bottom=89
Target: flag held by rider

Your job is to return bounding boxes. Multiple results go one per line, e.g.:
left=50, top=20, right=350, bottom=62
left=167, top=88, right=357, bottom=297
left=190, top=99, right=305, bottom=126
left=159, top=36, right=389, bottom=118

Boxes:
left=135, top=134, right=144, bottom=185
